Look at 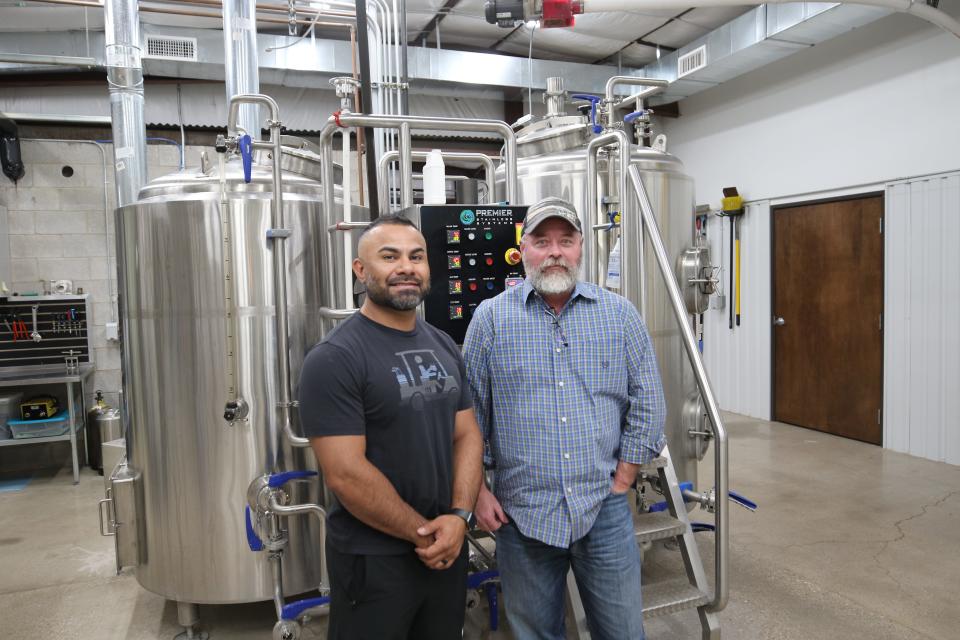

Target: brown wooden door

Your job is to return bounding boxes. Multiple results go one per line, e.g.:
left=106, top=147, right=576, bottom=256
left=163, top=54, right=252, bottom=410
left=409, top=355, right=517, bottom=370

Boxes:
left=772, top=195, right=884, bottom=444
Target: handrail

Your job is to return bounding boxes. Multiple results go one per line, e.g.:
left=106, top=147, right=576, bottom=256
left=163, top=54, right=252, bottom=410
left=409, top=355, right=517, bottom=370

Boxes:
left=377, top=150, right=497, bottom=210
left=625, top=163, right=729, bottom=612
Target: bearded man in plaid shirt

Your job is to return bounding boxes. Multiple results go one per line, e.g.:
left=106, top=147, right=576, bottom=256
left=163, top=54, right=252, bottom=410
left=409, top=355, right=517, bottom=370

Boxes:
left=462, top=196, right=666, bottom=640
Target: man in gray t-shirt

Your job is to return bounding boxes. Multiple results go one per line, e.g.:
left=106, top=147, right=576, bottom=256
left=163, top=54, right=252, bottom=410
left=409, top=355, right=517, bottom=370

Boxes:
left=299, top=215, right=483, bottom=640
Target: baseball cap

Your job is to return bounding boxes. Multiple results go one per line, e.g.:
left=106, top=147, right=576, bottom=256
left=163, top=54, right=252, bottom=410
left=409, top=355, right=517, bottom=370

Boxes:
left=522, top=197, right=583, bottom=235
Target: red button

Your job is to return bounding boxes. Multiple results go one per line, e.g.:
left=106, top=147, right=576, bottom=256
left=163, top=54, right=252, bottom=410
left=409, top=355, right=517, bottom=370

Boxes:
left=469, top=282, right=478, bottom=291
left=485, top=257, right=494, bottom=266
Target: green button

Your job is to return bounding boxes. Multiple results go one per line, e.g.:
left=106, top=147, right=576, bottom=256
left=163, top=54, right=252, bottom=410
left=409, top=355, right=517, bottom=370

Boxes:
left=484, top=231, right=494, bottom=240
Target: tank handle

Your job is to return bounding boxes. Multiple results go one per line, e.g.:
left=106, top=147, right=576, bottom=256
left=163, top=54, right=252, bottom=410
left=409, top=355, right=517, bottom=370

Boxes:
left=238, top=134, right=254, bottom=183
left=571, top=94, right=603, bottom=134
left=623, top=110, right=648, bottom=123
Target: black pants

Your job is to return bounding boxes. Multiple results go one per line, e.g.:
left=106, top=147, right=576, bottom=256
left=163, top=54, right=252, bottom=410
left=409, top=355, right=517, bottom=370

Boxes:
left=325, top=539, right=468, bottom=640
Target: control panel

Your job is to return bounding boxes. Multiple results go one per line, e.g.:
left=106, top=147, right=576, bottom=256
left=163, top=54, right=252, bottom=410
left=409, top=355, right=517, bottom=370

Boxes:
left=419, top=205, right=527, bottom=344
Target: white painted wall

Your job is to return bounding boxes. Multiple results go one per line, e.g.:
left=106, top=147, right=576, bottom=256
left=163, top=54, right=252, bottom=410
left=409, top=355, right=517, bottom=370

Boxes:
left=659, top=3, right=960, bottom=464
left=660, top=3, right=960, bottom=208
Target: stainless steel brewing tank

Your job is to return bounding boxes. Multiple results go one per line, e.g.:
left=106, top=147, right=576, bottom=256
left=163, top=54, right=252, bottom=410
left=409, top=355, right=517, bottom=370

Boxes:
left=496, top=118, right=702, bottom=487
left=116, top=148, right=354, bottom=604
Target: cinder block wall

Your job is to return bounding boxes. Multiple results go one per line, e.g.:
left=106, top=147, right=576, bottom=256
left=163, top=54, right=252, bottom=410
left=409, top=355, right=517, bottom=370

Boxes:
left=0, top=139, right=204, bottom=410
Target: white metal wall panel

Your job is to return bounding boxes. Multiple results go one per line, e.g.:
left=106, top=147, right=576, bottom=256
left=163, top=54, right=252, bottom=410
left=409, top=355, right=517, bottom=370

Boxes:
left=702, top=200, right=772, bottom=420
left=884, top=173, right=960, bottom=465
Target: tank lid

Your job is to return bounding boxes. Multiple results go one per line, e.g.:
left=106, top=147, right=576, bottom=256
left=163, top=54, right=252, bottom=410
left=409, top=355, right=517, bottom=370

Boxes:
left=516, top=115, right=591, bottom=158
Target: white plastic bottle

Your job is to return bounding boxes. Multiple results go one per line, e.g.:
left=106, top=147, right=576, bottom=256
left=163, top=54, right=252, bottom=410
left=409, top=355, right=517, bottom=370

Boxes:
left=423, top=149, right=446, bottom=205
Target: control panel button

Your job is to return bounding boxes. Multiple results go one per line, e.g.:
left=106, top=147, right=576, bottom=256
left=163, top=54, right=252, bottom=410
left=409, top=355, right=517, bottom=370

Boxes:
left=446, top=229, right=461, bottom=244
left=504, top=248, right=521, bottom=266
left=449, top=304, right=464, bottom=320
left=468, top=258, right=477, bottom=266
left=485, top=282, right=495, bottom=291
left=469, top=282, right=478, bottom=292
left=485, top=257, right=494, bottom=266
left=448, top=280, right=462, bottom=294
left=448, top=255, right=461, bottom=269
left=484, top=231, right=494, bottom=241
left=467, top=232, right=476, bottom=241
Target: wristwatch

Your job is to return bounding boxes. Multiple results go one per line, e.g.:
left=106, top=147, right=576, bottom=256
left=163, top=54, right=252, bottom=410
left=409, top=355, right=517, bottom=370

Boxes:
left=446, top=507, right=476, bottom=528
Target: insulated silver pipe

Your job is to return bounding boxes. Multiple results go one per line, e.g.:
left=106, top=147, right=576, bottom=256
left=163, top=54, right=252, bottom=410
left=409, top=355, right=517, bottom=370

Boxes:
left=223, top=0, right=261, bottom=139
left=376, top=150, right=497, bottom=209
left=626, top=163, right=729, bottom=613
left=104, top=0, right=147, bottom=207
left=398, top=122, right=413, bottom=209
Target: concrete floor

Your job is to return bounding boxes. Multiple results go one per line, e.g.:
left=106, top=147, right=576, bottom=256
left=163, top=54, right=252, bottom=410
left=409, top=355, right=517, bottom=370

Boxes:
left=1, top=413, right=958, bottom=640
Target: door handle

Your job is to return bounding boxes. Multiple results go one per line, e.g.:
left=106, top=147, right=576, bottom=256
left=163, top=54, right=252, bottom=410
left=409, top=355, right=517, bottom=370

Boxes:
left=773, top=316, right=785, bottom=326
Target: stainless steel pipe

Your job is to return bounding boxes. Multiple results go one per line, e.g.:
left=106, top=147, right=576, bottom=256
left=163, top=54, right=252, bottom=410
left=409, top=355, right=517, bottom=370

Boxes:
left=228, top=94, right=311, bottom=450
left=376, top=150, right=497, bottom=209
left=585, top=131, right=638, bottom=310
left=603, top=76, right=668, bottom=128
left=319, top=112, right=519, bottom=316
left=626, top=163, right=729, bottom=613
left=268, top=494, right=329, bottom=588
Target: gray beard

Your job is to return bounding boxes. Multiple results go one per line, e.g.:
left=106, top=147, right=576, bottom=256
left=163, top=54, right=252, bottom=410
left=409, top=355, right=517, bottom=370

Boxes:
left=526, top=257, right=579, bottom=296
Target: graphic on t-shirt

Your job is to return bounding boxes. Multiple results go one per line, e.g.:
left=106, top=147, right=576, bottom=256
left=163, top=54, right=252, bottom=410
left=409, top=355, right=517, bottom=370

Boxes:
left=391, top=349, right=459, bottom=410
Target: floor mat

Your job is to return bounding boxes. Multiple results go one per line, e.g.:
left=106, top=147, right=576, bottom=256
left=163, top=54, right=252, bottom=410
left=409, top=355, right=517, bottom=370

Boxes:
left=0, top=475, right=32, bottom=493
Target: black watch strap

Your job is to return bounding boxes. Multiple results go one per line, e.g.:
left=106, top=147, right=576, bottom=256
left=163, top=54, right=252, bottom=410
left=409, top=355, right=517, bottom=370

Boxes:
left=447, top=507, right=475, bottom=528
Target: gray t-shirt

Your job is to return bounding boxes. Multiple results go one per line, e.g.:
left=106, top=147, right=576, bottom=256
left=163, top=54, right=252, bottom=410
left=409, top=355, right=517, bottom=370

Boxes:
left=298, top=312, right=472, bottom=554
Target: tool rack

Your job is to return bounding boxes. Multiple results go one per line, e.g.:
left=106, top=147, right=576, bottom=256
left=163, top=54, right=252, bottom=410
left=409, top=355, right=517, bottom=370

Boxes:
left=0, top=294, right=94, bottom=484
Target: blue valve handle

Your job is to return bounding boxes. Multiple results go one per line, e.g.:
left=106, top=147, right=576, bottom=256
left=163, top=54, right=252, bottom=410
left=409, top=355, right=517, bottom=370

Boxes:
left=281, top=596, right=331, bottom=621
left=245, top=506, right=263, bottom=551
left=268, top=470, right=319, bottom=489
left=239, top=134, right=253, bottom=183
left=729, top=490, right=758, bottom=511
left=571, top=94, right=603, bottom=134
left=623, top=110, right=648, bottom=123
left=648, top=481, right=693, bottom=513
left=691, top=521, right=716, bottom=533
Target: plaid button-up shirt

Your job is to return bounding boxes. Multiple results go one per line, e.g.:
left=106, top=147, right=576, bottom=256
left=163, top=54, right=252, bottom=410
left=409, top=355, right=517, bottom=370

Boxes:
left=462, top=279, right=666, bottom=547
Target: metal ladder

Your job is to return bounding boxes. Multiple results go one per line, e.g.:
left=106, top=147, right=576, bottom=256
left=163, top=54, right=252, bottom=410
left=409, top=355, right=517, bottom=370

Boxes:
left=564, top=445, right=720, bottom=640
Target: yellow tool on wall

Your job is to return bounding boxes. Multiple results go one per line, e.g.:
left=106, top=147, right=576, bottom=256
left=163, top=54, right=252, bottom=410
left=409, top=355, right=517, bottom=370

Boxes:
left=720, top=187, right=745, bottom=329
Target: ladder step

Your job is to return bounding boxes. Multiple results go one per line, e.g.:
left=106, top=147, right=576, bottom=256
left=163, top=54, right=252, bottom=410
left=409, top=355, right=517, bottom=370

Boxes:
left=639, top=456, right=667, bottom=473
left=634, top=512, right=686, bottom=543
left=641, top=581, right=710, bottom=618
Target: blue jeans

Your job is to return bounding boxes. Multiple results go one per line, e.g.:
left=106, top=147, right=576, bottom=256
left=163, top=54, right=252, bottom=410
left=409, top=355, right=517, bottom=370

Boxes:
left=495, top=492, right=644, bottom=640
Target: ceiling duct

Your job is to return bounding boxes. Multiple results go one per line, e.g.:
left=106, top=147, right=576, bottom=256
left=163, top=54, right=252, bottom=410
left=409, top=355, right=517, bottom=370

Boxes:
left=640, top=3, right=893, bottom=105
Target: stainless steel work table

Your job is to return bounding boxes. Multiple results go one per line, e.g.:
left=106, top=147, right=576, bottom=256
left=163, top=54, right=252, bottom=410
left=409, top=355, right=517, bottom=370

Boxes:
left=0, top=363, right=96, bottom=484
